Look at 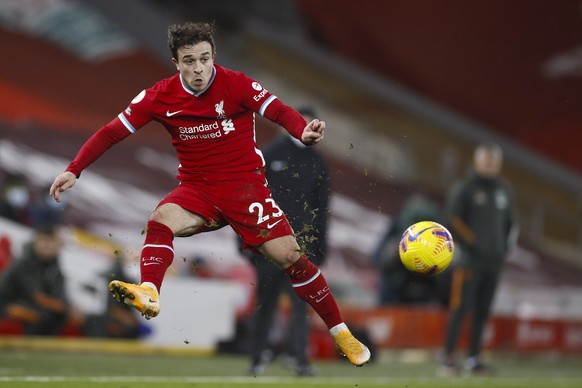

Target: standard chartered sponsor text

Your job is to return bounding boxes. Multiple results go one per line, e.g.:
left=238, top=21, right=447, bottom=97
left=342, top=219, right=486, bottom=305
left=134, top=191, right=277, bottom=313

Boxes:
left=179, top=122, right=222, bottom=140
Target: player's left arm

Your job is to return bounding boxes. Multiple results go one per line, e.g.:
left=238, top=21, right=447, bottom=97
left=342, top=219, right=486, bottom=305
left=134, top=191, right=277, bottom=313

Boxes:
left=261, top=98, right=304, bottom=137
left=236, top=73, right=319, bottom=145
left=301, top=118, right=325, bottom=146
left=262, top=99, right=325, bottom=146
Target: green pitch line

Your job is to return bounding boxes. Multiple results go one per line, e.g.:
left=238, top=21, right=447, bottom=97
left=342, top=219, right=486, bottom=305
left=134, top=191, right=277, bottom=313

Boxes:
left=0, top=348, right=581, bottom=388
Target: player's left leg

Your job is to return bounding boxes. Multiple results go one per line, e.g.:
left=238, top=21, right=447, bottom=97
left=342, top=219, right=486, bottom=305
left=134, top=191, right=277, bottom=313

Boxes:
left=257, top=236, right=371, bottom=367
left=224, top=177, right=369, bottom=365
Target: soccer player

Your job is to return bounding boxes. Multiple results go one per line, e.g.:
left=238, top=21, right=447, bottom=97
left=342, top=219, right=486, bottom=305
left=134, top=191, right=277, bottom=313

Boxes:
left=49, top=21, right=370, bottom=367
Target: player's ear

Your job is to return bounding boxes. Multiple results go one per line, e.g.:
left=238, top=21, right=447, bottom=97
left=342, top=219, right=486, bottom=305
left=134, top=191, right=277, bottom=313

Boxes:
left=172, top=57, right=179, bottom=70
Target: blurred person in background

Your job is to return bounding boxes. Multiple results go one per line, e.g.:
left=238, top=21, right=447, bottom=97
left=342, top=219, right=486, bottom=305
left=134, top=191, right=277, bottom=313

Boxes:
left=82, top=253, right=141, bottom=339
left=244, top=106, right=331, bottom=376
left=0, top=225, right=69, bottom=335
left=187, top=255, right=214, bottom=279
left=0, top=172, right=33, bottom=226
left=29, top=184, right=71, bottom=228
left=439, top=142, right=518, bottom=376
left=372, top=192, right=449, bottom=306
left=49, top=21, right=370, bottom=366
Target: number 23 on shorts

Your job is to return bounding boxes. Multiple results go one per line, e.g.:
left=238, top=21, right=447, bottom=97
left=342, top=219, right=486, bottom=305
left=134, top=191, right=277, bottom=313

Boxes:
left=248, top=198, right=283, bottom=229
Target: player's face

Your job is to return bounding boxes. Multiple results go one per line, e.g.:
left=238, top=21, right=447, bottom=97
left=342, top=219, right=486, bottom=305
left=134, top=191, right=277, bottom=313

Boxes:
left=173, top=41, right=216, bottom=92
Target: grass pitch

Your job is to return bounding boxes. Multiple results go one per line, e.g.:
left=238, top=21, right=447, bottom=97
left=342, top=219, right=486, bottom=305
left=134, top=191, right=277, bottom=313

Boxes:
left=0, top=346, right=581, bottom=388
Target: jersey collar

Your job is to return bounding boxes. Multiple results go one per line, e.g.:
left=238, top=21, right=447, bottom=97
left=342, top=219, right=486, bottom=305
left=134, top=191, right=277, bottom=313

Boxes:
left=180, top=66, right=216, bottom=97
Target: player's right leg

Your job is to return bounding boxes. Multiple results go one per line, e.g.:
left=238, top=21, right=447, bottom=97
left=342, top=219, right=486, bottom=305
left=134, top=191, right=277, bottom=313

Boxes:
left=109, top=280, right=160, bottom=320
left=110, top=202, right=206, bottom=319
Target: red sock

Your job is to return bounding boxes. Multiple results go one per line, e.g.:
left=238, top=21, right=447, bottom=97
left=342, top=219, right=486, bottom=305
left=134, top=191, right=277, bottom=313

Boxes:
left=285, top=255, right=343, bottom=329
left=140, top=220, right=175, bottom=292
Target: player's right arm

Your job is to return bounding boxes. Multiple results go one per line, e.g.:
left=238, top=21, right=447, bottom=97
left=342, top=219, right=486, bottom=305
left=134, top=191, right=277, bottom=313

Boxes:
left=50, top=87, right=156, bottom=203
left=49, top=118, right=131, bottom=202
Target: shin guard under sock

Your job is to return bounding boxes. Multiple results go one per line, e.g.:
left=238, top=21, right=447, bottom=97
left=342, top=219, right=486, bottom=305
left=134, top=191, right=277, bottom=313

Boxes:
left=285, top=255, right=343, bottom=329
left=140, top=220, right=175, bottom=292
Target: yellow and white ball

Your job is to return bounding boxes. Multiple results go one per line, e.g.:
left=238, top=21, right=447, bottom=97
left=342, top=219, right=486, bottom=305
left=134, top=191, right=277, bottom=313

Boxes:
left=399, top=221, right=454, bottom=276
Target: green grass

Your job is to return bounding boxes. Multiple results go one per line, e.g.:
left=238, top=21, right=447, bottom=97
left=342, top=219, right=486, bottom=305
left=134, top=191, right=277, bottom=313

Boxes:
left=0, top=349, right=581, bottom=388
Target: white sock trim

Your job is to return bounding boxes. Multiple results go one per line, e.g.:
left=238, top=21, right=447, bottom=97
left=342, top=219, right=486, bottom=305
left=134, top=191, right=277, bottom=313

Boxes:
left=329, top=322, right=348, bottom=336
left=291, top=268, right=321, bottom=288
left=143, top=243, right=175, bottom=254
left=141, top=282, right=159, bottom=294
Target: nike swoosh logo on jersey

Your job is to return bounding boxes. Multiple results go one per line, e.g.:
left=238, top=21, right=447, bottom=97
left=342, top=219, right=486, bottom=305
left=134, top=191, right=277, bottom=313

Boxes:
left=315, top=293, right=330, bottom=303
left=166, top=110, right=183, bottom=117
left=407, top=226, right=438, bottom=242
left=143, top=262, right=161, bottom=266
left=266, top=219, right=282, bottom=229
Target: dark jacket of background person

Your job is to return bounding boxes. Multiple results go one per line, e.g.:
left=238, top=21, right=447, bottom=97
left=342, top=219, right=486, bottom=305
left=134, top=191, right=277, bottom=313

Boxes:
left=263, top=133, right=331, bottom=263
left=0, top=226, right=69, bottom=335
left=447, top=170, right=517, bottom=272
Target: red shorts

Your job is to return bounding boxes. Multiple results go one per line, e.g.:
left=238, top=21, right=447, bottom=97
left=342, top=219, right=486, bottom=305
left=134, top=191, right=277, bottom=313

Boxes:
left=158, top=174, right=294, bottom=248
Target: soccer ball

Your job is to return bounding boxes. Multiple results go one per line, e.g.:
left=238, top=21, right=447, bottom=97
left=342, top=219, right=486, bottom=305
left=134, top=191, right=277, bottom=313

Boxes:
left=399, top=221, right=454, bottom=276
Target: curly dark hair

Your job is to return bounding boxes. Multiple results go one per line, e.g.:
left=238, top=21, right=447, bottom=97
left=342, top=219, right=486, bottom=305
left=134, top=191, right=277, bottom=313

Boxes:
left=167, top=21, right=216, bottom=60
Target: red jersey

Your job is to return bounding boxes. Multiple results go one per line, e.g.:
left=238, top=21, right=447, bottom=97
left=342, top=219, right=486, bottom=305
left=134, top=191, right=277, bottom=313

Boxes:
left=67, top=65, right=306, bottom=181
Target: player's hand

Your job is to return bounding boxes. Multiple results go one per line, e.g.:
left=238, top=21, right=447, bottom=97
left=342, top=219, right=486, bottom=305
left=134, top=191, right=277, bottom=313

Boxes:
left=301, top=119, right=325, bottom=146
left=49, top=171, right=77, bottom=203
